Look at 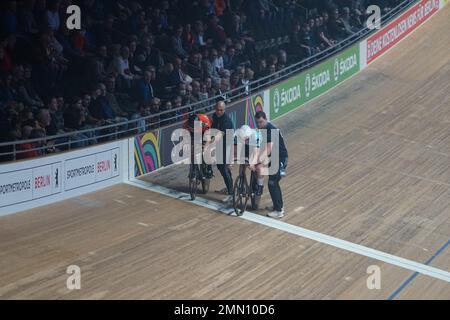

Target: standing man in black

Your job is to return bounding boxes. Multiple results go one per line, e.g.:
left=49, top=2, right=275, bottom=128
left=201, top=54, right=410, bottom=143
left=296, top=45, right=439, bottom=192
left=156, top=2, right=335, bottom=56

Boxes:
left=255, top=112, right=289, bottom=219
left=211, top=99, right=234, bottom=204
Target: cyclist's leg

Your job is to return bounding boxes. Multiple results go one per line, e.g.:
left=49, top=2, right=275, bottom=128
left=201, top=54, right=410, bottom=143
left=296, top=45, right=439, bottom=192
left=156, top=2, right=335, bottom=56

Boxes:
left=255, top=163, right=265, bottom=196
left=201, top=140, right=214, bottom=179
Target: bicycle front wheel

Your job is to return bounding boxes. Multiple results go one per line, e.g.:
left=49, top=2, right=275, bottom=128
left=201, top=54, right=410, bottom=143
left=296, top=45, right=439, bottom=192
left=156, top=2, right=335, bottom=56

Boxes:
left=233, top=174, right=249, bottom=216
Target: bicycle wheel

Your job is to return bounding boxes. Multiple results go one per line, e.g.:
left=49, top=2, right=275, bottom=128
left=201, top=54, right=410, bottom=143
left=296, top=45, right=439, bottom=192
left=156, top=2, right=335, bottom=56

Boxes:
left=201, top=164, right=210, bottom=194
left=232, top=171, right=249, bottom=216
left=189, top=164, right=199, bottom=200
left=250, top=171, right=261, bottom=210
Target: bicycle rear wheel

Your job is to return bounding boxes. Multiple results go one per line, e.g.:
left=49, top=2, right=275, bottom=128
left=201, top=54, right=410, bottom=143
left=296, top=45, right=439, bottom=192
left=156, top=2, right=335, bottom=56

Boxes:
left=189, top=164, right=199, bottom=200
left=250, top=171, right=261, bottom=210
left=233, top=173, right=249, bottom=216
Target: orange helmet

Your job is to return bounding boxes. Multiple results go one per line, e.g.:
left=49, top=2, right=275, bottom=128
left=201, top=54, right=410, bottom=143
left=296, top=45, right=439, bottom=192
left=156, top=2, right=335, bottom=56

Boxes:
left=185, top=113, right=212, bottom=133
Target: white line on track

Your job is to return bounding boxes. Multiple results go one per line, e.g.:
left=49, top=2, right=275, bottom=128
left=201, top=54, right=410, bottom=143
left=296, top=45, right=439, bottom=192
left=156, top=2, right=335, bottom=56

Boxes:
left=125, top=179, right=450, bottom=283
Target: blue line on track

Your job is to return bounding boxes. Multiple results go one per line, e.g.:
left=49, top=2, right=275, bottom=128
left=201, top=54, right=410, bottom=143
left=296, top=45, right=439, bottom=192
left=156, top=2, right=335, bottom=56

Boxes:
left=387, top=239, right=450, bottom=300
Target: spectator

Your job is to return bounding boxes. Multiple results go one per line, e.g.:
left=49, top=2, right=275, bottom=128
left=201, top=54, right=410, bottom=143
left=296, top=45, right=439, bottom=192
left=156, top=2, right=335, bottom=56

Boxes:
left=202, top=49, right=221, bottom=83
left=169, top=57, right=192, bottom=87
left=109, top=45, right=136, bottom=87
left=328, top=8, right=347, bottom=41
left=132, top=103, right=151, bottom=134
left=223, top=46, right=237, bottom=70
left=148, top=97, right=161, bottom=129
left=45, top=0, right=61, bottom=32
left=134, top=69, right=156, bottom=106
left=193, top=20, right=206, bottom=47
left=171, top=25, right=189, bottom=58
left=17, top=128, right=47, bottom=159
left=18, top=0, right=38, bottom=34
left=104, top=75, right=130, bottom=117
left=0, top=0, right=18, bottom=36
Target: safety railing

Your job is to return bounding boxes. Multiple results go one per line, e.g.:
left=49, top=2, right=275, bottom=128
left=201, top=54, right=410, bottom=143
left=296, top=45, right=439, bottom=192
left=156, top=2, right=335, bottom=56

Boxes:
left=0, top=0, right=416, bottom=162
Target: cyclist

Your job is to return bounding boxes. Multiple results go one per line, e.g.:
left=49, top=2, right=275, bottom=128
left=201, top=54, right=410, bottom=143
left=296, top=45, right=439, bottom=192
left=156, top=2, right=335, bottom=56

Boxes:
left=234, top=125, right=264, bottom=197
left=184, top=113, right=214, bottom=179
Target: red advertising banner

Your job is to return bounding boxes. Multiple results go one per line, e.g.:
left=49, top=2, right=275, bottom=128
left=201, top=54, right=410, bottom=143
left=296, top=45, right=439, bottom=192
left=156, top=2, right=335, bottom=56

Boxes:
left=366, top=0, right=440, bottom=64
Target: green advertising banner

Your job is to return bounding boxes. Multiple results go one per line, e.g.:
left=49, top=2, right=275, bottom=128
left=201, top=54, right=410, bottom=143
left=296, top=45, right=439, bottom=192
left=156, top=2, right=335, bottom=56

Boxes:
left=270, top=44, right=360, bottom=119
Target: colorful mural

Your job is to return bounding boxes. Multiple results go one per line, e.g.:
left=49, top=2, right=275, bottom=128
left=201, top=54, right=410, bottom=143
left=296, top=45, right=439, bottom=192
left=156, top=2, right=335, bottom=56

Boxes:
left=134, top=130, right=162, bottom=176
left=246, top=94, right=264, bottom=128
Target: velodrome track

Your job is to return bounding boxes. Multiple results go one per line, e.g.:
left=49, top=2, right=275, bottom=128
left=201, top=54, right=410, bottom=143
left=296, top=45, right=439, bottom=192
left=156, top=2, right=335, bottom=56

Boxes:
left=0, top=5, right=449, bottom=299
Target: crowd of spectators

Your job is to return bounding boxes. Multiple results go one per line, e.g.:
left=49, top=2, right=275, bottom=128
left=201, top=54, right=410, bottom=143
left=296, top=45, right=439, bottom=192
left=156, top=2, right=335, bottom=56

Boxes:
left=0, top=0, right=403, bottom=160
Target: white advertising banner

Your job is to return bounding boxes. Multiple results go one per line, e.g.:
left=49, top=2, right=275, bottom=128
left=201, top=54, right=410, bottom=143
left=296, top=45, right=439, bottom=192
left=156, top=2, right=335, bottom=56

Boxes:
left=0, top=169, right=33, bottom=207
left=64, top=148, right=120, bottom=191
left=32, top=163, right=62, bottom=199
left=0, top=142, right=125, bottom=215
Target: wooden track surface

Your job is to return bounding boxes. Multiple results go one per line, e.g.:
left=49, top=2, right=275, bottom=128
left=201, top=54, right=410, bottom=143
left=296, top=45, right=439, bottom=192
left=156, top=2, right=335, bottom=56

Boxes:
left=0, top=6, right=449, bottom=299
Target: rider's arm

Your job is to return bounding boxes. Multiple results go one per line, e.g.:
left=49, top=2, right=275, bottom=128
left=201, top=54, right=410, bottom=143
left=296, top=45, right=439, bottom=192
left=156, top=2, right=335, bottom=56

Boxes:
left=249, top=146, right=260, bottom=171
left=259, top=128, right=274, bottom=165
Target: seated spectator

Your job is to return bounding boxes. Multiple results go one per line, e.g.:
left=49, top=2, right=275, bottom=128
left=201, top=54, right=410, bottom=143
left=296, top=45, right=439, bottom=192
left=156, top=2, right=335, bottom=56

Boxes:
left=182, top=24, right=195, bottom=52
left=105, top=75, right=131, bottom=117
left=202, top=49, right=221, bottom=83
left=17, top=128, right=46, bottom=159
left=109, top=46, right=136, bottom=88
left=12, top=65, right=44, bottom=110
left=212, top=48, right=224, bottom=73
left=148, top=97, right=161, bottom=130
left=299, top=23, right=320, bottom=57
left=64, top=97, right=85, bottom=131
left=18, top=0, right=39, bottom=34
left=339, top=7, right=358, bottom=35
left=0, top=73, right=17, bottom=107
left=86, top=45, right=108, bottom=87
left=131, top=103, right=151, bottom=134
left=186, top=53, right=203, bottom=80
left=328, top=8, right=348, bottom=41
left=0, top=44, right=13, bottom=74
left=135, top=35, right=164, bottom=70
left=277, top=50, right=288, bottom=70
left=223, top=46, right=237, bottom=70
left=169, top=57, right=193, bottom=87
left=45, top=0, right=61, bottom=32
left=315, top=16, right=334, bottom=48
left=134, top=69, right=155, bottom=106
left=91, top=83, right=124, bottom=124
left=82, top=93, right=104, bottom=127
left=0, top=0, right=18, bottom=36
left=193, top=20, right=206, bottom=47
left=206, top=15, right=227, bottom=44
left=63, top=97, right=91, bottom=147
left=171, top=26, right=188, bottom=59
left=160, top=100, right=175, bottom=127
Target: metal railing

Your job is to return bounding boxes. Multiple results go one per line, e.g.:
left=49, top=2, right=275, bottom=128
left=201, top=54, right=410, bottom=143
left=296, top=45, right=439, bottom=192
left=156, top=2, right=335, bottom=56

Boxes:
left=0, top=0, right=415, bottom=162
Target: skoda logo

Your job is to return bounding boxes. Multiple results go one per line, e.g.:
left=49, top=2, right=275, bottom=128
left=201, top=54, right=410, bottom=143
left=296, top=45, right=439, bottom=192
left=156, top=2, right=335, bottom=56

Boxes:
left=334, top=58, right=340, bottom=82
left=273, top=89, right=280, bottom=114
left=305, top=74, right=311, bottom=98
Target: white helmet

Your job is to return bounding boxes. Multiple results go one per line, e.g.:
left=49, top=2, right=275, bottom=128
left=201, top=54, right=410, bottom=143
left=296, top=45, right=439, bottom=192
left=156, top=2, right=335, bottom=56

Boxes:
left=235, top=125, right=255, bottom=141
